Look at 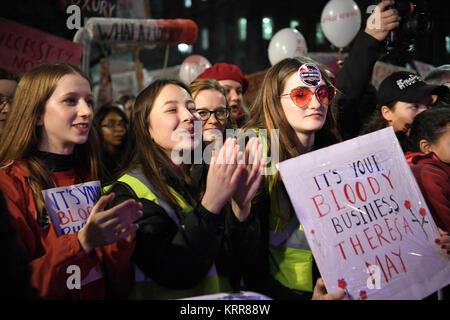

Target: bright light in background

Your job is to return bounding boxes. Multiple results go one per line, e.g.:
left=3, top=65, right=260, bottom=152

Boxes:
left=178, top=43, right=193, bottom=54
left=201, top=28, right=209, bottom=50
left=238, top=17, right=247, bottom=41
left=290, top=20, right=299, bottom=29
left=446, top=36, right=450, bottom=54
left=184, top=0, right=192, bottom=8
left=316, top=23, right=325, bottom=44
left=262, top=17, right=273, bottom=40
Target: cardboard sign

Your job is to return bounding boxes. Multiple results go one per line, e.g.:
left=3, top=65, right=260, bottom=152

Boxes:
left=42, top=181, right=101, bottom=237
left=278, top=127, right=450, bottom=300
left=0, top=18, right=83, bottom=75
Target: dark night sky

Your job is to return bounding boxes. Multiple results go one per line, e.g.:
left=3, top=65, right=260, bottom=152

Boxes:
left=1, top=0, right=449, bottom=74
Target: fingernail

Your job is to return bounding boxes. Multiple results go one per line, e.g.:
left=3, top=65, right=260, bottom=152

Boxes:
left=441, top=244, right=446, bottom=249
left=435, top=238, right=440, bottom=244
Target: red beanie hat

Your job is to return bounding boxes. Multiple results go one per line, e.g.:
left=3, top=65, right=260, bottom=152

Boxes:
left=196, top=63, right=249, bottom=93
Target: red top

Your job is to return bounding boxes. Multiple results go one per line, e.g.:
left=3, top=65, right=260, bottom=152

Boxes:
left=405, top=152, right=450, bottom=232
left=0, top=160, right=135, bottom=299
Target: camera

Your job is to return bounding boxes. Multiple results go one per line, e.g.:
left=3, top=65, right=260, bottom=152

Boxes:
left=381, top=0, right=433, bottom=50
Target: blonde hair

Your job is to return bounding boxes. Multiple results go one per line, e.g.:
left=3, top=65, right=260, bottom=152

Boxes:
left=0, top=63, right=103, bottom=222
left=188, top=78, right=236, bottom=129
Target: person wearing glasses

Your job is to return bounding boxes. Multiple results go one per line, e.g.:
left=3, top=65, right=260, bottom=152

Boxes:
left=93, top=105, right=130, bottom=182
left=196, top=63, right=250, bottom=127
left=104, top=79, right=264, bottom=299
left=0, top=67, right=20, bottom=137
left=241, top=57, right=345, bottom=300
left=189, top=79, right=234, bottom=145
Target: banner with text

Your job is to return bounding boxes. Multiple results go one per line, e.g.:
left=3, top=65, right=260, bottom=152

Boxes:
left=0, top=18, right=83, bottom=75
left=42, top=181, right=101, bottom=237
left=278, top=127, right=450, bottom=300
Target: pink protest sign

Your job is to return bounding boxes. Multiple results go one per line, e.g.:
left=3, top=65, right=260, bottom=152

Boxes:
left=278, top=127, right=450, bottom=300
left=0, top=18, right=83, bottom=75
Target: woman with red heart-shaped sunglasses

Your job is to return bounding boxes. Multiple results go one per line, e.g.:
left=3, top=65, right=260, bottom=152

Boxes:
left=241, top=56, right=344, bottom=300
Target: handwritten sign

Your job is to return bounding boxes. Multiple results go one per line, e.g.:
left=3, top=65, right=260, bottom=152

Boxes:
left=278, top=127, right=450, bottom=300
left=0, top=18, right=83, bottom=75
left=42, top=181, right=101, bottom=237
left=81, top=18, right=198, bottom=45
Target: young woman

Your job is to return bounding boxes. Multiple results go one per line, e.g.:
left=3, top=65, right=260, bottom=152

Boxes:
left=241, top=57, right=345, bottom=300
left=404, top=107, right=450, bottom=234
left=362, top=71, right=447, bottom=135
left=188, top=78, right=234, bottom=144
left=93, top=105, right=129, bottom=181
left=0, top=63, right=143, bottom=299
left=105, top=79, right=264, bottom=299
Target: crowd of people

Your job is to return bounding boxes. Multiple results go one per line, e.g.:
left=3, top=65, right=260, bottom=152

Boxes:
left=0, top=0, right=449, bottom=300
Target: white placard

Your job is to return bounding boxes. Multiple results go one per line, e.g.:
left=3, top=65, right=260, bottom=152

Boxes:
left=278, top=127, right=450, bottom=300
left=42, top=181, right=101, bottom=237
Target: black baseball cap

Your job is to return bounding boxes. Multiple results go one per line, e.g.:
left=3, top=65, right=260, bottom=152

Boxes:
left=377, top=71, right=448, bottom=106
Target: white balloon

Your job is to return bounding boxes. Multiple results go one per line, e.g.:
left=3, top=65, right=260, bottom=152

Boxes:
left=321, top=0, right=361, bottom=48
left=268, top=28, right=308, bottom=66
left=179, top=55, right=212, bottom=84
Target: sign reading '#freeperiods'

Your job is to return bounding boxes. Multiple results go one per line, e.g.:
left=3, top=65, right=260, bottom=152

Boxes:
left=278, top=127, right=450, bottom=300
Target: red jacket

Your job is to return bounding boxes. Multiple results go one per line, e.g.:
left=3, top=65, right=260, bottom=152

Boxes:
left=405, top=152, right=450, bottom=232
left=0, top=160, right=135, bottom=299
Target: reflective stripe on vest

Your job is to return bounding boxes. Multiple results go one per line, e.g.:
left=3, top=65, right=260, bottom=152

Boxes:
left=103, top=168, right=231, bottom=299
left=252, top=128, right=313, bottom=292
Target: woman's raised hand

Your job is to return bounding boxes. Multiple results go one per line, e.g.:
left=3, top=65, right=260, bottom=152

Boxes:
left=77, top=193, right=143, bottom=254
left=201, top=138, right=245, bottom=214
left=231, top=137, right=265, bottom=221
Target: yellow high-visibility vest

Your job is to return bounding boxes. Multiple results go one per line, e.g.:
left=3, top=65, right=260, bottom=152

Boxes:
left=103, top=168, right=232, bottom=299
left=249, top=128, right=313, bottom=292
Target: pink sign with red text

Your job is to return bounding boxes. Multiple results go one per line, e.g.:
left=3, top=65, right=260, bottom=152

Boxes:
left=0, top=18, right=83, bottom=75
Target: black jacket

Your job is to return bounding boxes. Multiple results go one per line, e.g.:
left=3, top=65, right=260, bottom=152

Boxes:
left=335, top=31, right=384, bottom=140
left=108, top=166, right=260, bottom=291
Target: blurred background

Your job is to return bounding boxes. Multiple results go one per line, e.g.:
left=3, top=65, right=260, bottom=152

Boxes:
left=1, top=0, right=449, bottom=104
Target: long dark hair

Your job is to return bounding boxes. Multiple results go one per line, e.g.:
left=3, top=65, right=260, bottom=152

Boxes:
left=127, top=79, right=196, bottom=220
left=93, top=105, right=130, bottom=182
left=360, top=102, right=396, bottom=135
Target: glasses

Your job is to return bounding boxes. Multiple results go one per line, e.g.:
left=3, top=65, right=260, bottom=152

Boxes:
left=0, top=94, right=12, bottom=112
left=281, top=85, right=336, bottom=109
left=196, top=108, right=230, bottom=121
left=101, top=122, right=127, bottom=129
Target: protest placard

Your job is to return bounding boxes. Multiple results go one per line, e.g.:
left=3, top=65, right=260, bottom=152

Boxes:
left=42, top=181, right=101, bottom=237
left=278, top=127, right=450, bottom=300
left=42, top=180, right=103, bottom=285
left=0, top=18, right=83, bottom=75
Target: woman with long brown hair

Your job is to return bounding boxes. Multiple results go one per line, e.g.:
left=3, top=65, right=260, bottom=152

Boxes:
left=242, top=56, right=345, bottom=299
left=105, top=79, right=264, bottom=299
left=0, top=63, right=143, bottom=299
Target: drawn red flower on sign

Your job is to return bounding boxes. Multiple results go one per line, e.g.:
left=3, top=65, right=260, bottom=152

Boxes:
left=405, top=201, right=429, bottom=240
left=338, top=278, right=347, bottom=290
left=311, top=229, right=315, bottom=235
left=360, top=290, right=367, bottom=300
left=419, top=208, right=427, bottom=217
left=404, top=200, right=411, bottom=210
